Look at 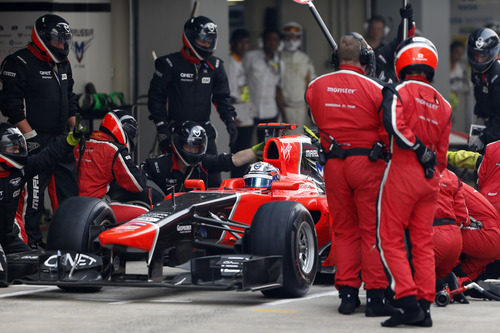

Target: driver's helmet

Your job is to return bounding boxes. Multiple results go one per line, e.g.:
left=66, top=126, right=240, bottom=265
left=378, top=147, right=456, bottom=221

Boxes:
left=0, top=123, right=28, bottom=169
left=243, top=161, right=280, bottom=188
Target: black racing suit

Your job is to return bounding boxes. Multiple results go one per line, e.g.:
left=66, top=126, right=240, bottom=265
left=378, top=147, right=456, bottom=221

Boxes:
left=141, top=153, right=235, bottom=193
left=0, top=44, right=79, bottom=246
left=0, top=136, right=73, bottom=254
left=471, top=59, right=500, bottom=146
left=147, top=48, right=236, bottom=187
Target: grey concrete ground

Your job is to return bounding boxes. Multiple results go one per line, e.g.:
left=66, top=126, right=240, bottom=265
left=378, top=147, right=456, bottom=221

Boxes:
left=2, top=270, right=500, bottom=333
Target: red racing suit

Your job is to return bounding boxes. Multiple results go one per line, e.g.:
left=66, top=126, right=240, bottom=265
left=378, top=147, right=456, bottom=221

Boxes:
left=305, top=64, right=388, bottom=290
left=378, top=76, right=452, bottom=302
left=477, top=141, right=500, bottom=214
left=460, top=183, right=500, bottom=280
left=74, top=131, right=147, bottom=222
left=433, top=169, right=467, bottom=279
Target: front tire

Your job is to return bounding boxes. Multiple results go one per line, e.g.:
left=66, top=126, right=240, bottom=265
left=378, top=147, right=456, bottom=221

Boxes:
left=47, top=196, right=116, bottom=292
left=249, top=201, right=318, bottom=298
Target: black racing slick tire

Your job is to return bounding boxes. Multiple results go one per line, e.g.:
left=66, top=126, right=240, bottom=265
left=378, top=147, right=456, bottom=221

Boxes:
left=47, top=196, right=116, bottom=292
left=249, top=201, right=318, bottom=298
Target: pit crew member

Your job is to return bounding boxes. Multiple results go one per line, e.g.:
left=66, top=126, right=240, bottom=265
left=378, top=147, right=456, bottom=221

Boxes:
left=306, top=33, right=393, bottom=317
left=378, top=37, right=452, bottom=327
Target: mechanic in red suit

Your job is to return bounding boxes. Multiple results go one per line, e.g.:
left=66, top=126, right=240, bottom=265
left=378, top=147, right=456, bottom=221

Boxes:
left=377, top=37, right=452, bottom=327
left=306, top=33, right=392, bottom=317
left=456, top=183, right=500, bottom=283
left=433, top=169, right=467, bottom=279
left=432, top=168, right=470, bottom=304
left=477, top=141, right=500, bottom=214
left=74, top=111, right=148, bottom=222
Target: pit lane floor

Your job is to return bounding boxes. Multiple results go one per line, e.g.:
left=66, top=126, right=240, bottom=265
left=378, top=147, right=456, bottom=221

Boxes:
left=1, top=263, right=500, bottom=332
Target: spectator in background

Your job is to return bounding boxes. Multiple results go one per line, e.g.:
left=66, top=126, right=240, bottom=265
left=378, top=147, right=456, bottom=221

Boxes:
left=227, top=28, right=254, bottom=178
left=244, top=29, right=287, bottom=142
left=0, top=14, right=78, bottom=249
left=449, top=41, right=468, bottom=111
left=365, top=15, right=387, bottom=52
left=280, top=22, right=316, bottom=133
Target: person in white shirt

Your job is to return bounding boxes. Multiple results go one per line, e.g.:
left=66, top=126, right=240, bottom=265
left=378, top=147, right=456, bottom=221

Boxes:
left=243, top=28, right=287, bottom=142
left=227, top=28, right=254, bottom=177
left=280, top=22, right=316, bottom=133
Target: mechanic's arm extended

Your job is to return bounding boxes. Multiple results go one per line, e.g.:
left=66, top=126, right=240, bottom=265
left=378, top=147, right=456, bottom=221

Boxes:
left=447, top=150, right=483, bottom=170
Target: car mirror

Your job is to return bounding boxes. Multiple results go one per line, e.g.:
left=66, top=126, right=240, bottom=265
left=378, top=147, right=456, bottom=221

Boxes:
left=184, top=179, right=205, bottom=191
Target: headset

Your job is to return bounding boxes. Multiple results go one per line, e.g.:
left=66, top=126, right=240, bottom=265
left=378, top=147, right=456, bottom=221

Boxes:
left=332, top=32, right=376, bottom=76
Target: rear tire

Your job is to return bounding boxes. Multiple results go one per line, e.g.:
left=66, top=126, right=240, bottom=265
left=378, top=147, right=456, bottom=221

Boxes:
left=249, top=201, right=318, bottom=298
left=47, top=197, right=116, bottom=292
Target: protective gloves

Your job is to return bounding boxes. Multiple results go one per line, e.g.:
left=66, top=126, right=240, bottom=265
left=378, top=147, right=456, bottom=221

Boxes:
left=156, top=122, right=171, bottom=152
left=400, top=3, right=413, bottom=20
left=412, top=137, right=436, bottom=179
left=66, top=131, right=79, bottom=146
left=226, top=120, right=238, bottom=148
left=24, top=130, right=42, bottom=155
left=251, top=142, right=265, bottom=155
left=469, top=135, right=485, bottom=153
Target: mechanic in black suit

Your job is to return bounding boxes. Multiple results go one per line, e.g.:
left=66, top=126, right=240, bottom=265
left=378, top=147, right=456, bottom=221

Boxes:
left=0, top=123, right=79, bottom=286
left=141, top=120, right=261, bottom=193
left=147, top=16, right=237, bottom=188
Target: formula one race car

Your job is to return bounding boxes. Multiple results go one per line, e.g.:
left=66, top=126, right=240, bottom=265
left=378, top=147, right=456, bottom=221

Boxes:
left=7, top=124, right=335, bottom=298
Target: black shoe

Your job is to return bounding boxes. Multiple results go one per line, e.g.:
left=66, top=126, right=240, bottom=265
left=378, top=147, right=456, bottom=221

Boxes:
left=444, top=272, right=469, bottom=304
left=365, top=289, right=397, bottom=317
left=381, top=296, right=424, bottom=327
left=408, top=300, right=433, bottom=327
left=338, top=286, right=360, bottom=315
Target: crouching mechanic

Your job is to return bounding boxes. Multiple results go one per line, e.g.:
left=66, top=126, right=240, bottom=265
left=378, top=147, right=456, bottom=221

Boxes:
left=0, top=123, right=79, bottom=286
left=74, top=111, right=149, bottom=222
left=378, top=37, right=452, bottom=327
left=141, top=120, right=261, bottom=193
left=306, top=33, right=393, bottom=317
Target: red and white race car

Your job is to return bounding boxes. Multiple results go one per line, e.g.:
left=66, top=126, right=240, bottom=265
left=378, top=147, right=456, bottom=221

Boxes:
left=8, top=124, right=335, bottom=298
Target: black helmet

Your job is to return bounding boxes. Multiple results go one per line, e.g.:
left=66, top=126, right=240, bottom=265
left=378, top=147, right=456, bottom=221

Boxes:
left=0, top=123, right=28, bottom=169
left=183, top=16, right=217, bottom=60
left=170, top=121, right=207, bottom=166
left=467, top=28, right=500, bottom=73
left=32, top=14, right=72, bottom=63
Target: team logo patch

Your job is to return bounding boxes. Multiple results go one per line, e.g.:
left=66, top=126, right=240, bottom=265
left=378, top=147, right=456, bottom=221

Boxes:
left=201, top=77, right=211, bottom=84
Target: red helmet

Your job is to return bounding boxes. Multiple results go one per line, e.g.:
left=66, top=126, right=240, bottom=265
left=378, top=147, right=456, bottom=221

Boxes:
left=31, top=14, right=72, bottom=63
left=99, top=111, right=137, bottom=151
left=0, top=123, right=28, bottom=169
left=395, top=37, right=438, bottom=82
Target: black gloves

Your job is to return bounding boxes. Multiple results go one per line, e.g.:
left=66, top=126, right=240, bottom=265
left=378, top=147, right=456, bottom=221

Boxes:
left=412, top=137, right=436, bottom=178
left=226, top=120, right=238, bottom=148
left=156, top=122, right=171, bottom=152
left=24, top=130, right=42, bottom=155
left=400, top=3, right=413, bottom=20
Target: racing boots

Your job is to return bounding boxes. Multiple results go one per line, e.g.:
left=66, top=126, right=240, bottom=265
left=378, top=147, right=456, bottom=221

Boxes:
left=408, top=300, right=433, bottom=327
left=338, top=286, right=360, bottom=315
left=380, top=295, right=424, bottom=327
left=365, top=289, right=396, bottom=317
